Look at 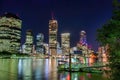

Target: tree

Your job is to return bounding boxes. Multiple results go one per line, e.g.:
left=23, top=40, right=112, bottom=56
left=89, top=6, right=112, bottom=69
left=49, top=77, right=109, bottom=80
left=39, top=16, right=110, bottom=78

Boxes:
left=97, top=0, right=120, bottom=80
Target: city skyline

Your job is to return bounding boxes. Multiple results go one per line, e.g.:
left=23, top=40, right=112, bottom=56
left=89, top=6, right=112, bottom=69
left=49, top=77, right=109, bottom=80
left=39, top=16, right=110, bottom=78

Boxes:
left=0, top=0, right=119, bottom=80
left=0, top=0, right=114, bottom=50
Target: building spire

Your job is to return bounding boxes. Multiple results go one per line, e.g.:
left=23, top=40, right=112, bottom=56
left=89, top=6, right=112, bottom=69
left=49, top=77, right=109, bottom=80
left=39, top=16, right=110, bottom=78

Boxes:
left=51, top=11, right=54, bottom=20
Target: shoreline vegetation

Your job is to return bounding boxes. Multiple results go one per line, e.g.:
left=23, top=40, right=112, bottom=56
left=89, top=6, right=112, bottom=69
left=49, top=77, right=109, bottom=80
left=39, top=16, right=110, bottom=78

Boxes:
left=96, top=0, right=120, bottom=79
left=0, top=51, right=31, bottom=59
left=0, top=51, right=50, bottom=59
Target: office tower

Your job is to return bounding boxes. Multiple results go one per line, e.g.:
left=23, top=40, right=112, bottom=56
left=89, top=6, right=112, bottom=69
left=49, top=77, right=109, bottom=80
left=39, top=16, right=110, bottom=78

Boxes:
left=24, top=30, right=33, bottom=54
left=21, top=43, right=26, bottom=53
left=49, top=17, right=58, bottom=55
left=43, top=43, right=49, bottom=54
left=98, top=46, right=108, bottom=62
left=76, top=30, right=88, bottom=56
left=61, top=33, right=70, bottom=55
left=57, top=42, right=62, bottom=54
left=80, top=30, right=88, bottom=56
left=32, top=45, right=36, bottom=54
left=0, top=12, right=22, bottom=52
left=79, top=30, right=87, bottom=46
left=36, top=33, right=44, bottom=54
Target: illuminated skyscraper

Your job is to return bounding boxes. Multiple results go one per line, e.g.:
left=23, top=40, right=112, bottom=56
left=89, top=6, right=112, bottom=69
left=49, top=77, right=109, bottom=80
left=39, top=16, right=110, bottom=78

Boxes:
left=61, top=33, right=70, bottom=55
left=0, top=13, right=22, bottom=52
left=79, top=30, right=87, bottom=46
left=49, top=17, right=58, bottom=55
left=80, top=30, right=88, bottom=55
left=36, top=33, right=44, bottom=54
left=43, top=43, right=49, bottom=54
left=57, top=42, right=62, bottom=54
left=24, top=30, right=33, bottom=54
left=76, top=30, right=88, bottom=56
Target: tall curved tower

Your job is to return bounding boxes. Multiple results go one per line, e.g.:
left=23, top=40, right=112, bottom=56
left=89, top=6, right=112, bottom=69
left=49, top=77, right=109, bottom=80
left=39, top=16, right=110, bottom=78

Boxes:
left=0, top=12, right=22, bottom=52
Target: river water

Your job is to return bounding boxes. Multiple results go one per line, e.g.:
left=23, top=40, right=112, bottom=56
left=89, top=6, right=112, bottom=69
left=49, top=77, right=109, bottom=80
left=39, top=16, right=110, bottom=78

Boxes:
left=0, top=58, right=108, bottom=80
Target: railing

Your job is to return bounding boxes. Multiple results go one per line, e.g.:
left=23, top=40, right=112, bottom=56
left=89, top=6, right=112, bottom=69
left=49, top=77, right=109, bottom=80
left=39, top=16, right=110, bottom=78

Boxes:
left=59, top=62, right=108, bottom=69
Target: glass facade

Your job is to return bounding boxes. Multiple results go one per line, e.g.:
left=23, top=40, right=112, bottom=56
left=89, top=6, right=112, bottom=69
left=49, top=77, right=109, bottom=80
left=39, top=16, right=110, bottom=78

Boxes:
left=80, top=30, right=87, bottom=46
left=36, top=33, right=44, bottom=54
left=61, top=33, right=70, bottom=55
left=0, top=13, right=22, bottom=52
left=24, top=30, right=33, bottom=54
left=49, top=20, right=58, bottom=55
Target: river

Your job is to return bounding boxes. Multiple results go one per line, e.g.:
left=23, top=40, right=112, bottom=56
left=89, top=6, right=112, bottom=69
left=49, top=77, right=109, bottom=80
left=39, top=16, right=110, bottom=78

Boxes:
left=0, top=58, right=108, bottom=80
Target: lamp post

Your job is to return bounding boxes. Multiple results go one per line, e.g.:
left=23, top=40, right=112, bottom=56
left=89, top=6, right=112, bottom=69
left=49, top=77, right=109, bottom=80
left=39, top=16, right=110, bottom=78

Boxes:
left=69, top=52, right=71, bottom=71
left=69, top=48, right=72, bottom=80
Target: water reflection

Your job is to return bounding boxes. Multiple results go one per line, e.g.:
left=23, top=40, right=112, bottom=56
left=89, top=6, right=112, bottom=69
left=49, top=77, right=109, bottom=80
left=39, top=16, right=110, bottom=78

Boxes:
left=18, top=59, right=32, bottom=80
left=59, top=72, right=107, bottom=80
left=0, top=59, right=107, bottom=80
left=0, top=59, right=18, bottom=80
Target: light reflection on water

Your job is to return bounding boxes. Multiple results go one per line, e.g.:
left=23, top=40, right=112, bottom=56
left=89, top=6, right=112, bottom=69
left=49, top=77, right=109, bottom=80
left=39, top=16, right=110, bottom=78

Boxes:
left=0, top=59, right=107, bottom=80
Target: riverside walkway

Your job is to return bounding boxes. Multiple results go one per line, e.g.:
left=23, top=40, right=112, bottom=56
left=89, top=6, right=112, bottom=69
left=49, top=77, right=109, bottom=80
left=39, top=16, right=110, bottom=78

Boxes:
left=58, top=61, right=108, bottom=72
left=62, top=62, right=107, bottom=68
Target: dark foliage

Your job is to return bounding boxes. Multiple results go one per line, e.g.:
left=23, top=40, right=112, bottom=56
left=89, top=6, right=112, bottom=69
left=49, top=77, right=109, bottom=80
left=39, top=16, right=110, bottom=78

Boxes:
left=97, top=0, right=120, bottom=79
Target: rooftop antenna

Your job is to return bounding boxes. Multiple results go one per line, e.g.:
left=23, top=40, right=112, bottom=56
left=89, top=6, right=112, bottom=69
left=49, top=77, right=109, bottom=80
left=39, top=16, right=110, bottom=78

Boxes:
left=51, top=11, right=54, bottom=20
left=16, top=13, right=19, bottom=16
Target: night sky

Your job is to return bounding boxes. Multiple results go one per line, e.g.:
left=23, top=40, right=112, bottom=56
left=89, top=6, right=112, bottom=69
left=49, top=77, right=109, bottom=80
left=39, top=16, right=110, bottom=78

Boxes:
left=0, top=0, right=114, bottom=51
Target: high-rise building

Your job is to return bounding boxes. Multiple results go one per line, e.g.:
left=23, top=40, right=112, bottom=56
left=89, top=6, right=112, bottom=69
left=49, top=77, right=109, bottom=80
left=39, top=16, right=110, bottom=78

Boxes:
left=57, top=42, right=62, bottom=54
left=80, top=31, right=88, bottom=55
left=76, top=30, right=88, bottom=56
left=0, top=12, right=22, bottom=52
left=49, top=17, right=58, bottom=55
left=61, top=33, right=70, bottom=55
left=24, top=30, right=33, bottom=54
left=43, top=43, right=49, bottom=54
left=98, top=45, right=108, bottom=63
left=79, top=30, right=87, bottom=46
left=36, top=33, right=44, bottom=54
